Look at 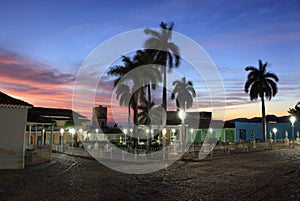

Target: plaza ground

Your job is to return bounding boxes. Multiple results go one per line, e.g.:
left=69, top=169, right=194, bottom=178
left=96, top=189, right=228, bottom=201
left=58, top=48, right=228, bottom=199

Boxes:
left=0, top=147, right=300, bottom=200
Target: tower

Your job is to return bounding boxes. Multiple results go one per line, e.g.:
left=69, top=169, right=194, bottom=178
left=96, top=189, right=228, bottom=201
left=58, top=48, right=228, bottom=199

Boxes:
left=92, top=105, right=107, bottom=128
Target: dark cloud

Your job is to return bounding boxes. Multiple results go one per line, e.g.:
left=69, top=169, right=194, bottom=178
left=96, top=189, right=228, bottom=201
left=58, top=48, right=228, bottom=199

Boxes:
left=0, top=49, right=75, bottom=85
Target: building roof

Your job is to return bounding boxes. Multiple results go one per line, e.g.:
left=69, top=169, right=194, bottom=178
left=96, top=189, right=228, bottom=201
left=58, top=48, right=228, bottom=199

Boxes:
left=27, top=107, right=89, bottom=123
left=166, top=111, right=213, bottom=128
left=0, top=91, right=33, bottom=108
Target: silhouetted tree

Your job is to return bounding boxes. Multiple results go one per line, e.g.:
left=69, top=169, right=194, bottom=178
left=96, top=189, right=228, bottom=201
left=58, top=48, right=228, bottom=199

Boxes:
left=144, top=21, right=180, bottom=110
left=244, top=59, right=279, bottom=141
left=107, top=56, right=139, bottom=148
left=171, top=77, right=196, bottom=110
left=288, top=101, right=300, bottom=119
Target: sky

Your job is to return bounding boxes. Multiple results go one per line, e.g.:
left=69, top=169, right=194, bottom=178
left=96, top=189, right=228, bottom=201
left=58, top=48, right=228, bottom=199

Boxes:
left=0, top=0, right=299, bottom=123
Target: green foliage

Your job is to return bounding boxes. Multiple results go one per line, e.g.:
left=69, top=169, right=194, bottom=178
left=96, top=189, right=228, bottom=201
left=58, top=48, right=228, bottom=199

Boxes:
left=171, top=77, right=196, bottom=110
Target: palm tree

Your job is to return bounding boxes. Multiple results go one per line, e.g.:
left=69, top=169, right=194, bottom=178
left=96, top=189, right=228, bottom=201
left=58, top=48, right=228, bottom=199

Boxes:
left=144, top=21, right=180, bottom=111
left=171, top=77, right=196, bottom=110
left=138, top=91, right=155, bottom=125
left=134, top=49, right=162, bottom=108
left=244, top=59, right=279, bottom=141
left=288, top=101, right=300, bottom=118
left=115, top=84, right=133, bottom=139
left=108, top=52, right=161, bottom=149
left=134, top=50, right=162, bottom=150
left=107, top=56, right=139, bottom=148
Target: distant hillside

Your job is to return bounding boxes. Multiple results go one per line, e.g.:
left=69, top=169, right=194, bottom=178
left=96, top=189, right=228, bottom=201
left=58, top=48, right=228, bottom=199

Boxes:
left=224, top=115, right=291, bottom=128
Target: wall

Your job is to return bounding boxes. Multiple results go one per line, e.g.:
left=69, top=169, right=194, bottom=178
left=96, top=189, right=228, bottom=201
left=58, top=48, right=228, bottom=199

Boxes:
left=235, top=122, right=300, bottom=142
left=0, top=107, right=28, bottom=169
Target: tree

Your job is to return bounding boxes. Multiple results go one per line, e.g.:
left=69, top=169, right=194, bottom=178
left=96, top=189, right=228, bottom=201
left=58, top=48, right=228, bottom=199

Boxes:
left=108, top=52, right=162, bottom=149
left=288, top=101, right=300, bottom=118
left=138, top=92, right=155, bottom=125
left=244, top=59, right=279, bottom=141
left=134, top=50, right=162, bottom=150
left=144, top=21, right=180, bottom=111
left=171, top=77, right=196, bottom=110
left=107, top=56, right=139, bottom=148
left=134, top=49, right=162, bottom=111
left=115, top=84, right=133, bottom=139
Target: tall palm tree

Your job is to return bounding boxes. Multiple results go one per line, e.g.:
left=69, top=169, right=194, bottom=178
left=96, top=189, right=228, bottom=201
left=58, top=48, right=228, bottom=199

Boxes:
left=134, top=49, right=162, bottom=108
left=144, top=21, right=180, bottom=111
left=108, top=53, right=161, bottom=149
left=115, top=84, right=133, bottom=138
left=107, top=56, right=138, bottom=148
left=244, top=59, right=279, bottom=141
left=134, top=50, right=162, bottom=150
left=171, top=77, right=196, bottom=110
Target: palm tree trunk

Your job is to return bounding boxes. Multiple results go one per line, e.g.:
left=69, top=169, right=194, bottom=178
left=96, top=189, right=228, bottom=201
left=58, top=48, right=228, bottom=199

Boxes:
left=133, top=94, right=138, bottom=150
left=127, top=104, right=131, bottom=145
left=162, top=53, right=167, bottom=111
left=261, top=96, right=267, bottom=141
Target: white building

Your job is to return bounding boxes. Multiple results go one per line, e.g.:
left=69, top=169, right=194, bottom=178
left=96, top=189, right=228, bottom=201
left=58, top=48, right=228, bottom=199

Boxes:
left=0, top=91, right=32, bottom=169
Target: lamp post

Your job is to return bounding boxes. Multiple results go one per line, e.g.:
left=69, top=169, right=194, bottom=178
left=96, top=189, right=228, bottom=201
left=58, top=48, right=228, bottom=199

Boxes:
left=171, top=128, right=176, bottom=143
left=162, top=128, right=167, bottom=160
left=190, top=128, right=194, bottom=152
left=60, top=128, right=64, bottom=152
left=171, top=128, right=177, bottom=155
left=151, top=129, right=154, bottom=139
left=95, top=128, right=99, bottom=141
left=272, top=128, right=277, bottom=143
left=69, top=128, right=75, bottom=147
left=79, top=128, right=83, bottom=141
left=42, top=128, right=45, bottom=146
left=130, top=128, right=133, bottom=145
left=290, top=116, right=296, bottom=149
left=123, top=129, right=127, bottom=145
left=190, top=128, right=194, bottom=142
left=178, top=109, right=186, bottom=151
left=146, top=128, right=150, bottom=149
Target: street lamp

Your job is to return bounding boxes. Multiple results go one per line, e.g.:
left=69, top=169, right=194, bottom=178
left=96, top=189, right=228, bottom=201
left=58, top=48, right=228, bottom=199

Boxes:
left=162, top=128, right=167, bottom=160
left=190, top=128, right=194, bottom=141
left=69, top=128, right=75, bottom=147
left=151, top=129, right=154, bottom=143
left=95, top=128, right=99, bottom=141
left=178, top=109, right=186, bottom=123
left=79, top=128, right=83, bottom=141
left=272, top=128, right=277, bottom=143
left=123, top=128, right=127, bottom=145
left=171, top=128, right=176, bottom=142
left=162, top=128, right=167, bottom=139
left=178, top=109, right=186, bottom=150
left=42, top=128, right=45, bottom=146
left=290, top=116, right=296, bottom=148
left=190, top=128, right=195, bottom=152
left=146, top=128, right=150, bottom=148
left=60, top=128, right=64, bottom=152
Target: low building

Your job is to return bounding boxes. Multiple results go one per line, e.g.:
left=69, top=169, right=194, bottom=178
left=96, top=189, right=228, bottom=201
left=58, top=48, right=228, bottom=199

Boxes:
left=166, top=110, right=212, bottom=128
left=235, top=121, right=300, bottom=142
left=26, top=107, right=89, bottom=146
left=0, top=91, right=32, bottom=169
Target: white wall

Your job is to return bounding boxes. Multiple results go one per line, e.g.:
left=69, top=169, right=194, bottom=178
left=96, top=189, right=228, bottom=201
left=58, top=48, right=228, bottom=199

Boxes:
left=0, top=107, right=28, bottom=169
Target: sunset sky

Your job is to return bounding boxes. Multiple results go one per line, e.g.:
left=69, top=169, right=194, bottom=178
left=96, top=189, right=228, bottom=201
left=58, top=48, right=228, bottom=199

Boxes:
left=0, top=0, right=299, bottom=123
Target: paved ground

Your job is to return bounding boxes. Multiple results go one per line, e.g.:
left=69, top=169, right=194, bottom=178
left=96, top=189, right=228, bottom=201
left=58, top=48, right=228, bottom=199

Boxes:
left=0, top=147, right=300, bottom=200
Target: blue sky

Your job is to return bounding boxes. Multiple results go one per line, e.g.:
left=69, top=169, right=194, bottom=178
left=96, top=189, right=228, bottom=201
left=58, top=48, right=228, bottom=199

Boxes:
left=0, top=0, right=299, bottom=121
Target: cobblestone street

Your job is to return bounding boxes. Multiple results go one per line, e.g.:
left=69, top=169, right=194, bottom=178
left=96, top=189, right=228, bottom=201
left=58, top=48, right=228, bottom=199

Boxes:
left=1, top=148, right=300, bottom=200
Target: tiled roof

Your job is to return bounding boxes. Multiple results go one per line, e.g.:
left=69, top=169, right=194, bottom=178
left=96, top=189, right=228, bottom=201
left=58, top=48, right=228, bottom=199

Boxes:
left=27, top=107, right=89, bottom=123
left=0, top=91, right=33, bottom=108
